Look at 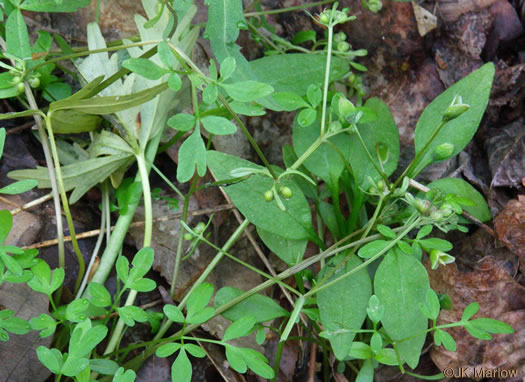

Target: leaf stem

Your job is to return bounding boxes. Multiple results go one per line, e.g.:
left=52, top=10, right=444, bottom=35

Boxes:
left=320, top=25, right=334, bottom=136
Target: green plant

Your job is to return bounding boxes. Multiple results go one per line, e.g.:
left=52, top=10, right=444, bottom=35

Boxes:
left=0, top=1, right=514, bottom=381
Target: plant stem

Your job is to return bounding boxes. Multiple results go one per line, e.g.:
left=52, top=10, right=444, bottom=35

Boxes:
left=320, top=25, right=334, bottom=136
left=154, top=220, right=250, bottom=341
left=353, top=124, right=391, bottom=186
left=244, top=0, right=334, bottom=17
left=44, top=114, right=85, bottom=294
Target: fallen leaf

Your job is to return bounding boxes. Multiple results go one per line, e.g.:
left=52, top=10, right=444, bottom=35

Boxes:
left=427, top=257, right=525, bottom=375
left=494, top=196, right=525, bottom=273
left=0, top=283, right=52, bottom=382
left=485, top=119, right=525, bottom=188
left=412, top=1, right=437, bottom=37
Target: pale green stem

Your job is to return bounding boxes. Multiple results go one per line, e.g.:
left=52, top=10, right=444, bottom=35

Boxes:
left=320, top=25, right=334, bottom=136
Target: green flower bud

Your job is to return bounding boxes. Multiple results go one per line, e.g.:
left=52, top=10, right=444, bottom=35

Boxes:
left=414, top=198, right=430, bottom=214
left=194, top=222, right=206, bottom=234
left=264, top=190, right=274, bottom=202
left=337, top=41, right=350, bottom=52
left=319, top=12, right=330, bottom=24
left=280, top=186, right=293, bottom=199
left=338, top=97, right=356, bottom=120
left=16, top=82, right=25, bottom=93
left=367, top=0, right=383, bottom=13
left=440, top=203, right=454, bottom=217
left=348, top=73, right=357, bottom=84
left=443, top=95, right=470, bottom=121
left=432, top=143, right=455, bottom=161
left=328, top=121, right=342, bottom=133
left=183, top=233, right=193, bottom=241
left=376, top=180, right=385, bottom=192
left=334, top=32, right=347, bottom=42
left=429, top=250, right=455, bottom=270
left=11, top=76, right=22, bottom=85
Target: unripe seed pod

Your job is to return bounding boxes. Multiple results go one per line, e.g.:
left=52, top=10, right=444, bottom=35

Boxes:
left=29, top=77, right=40, bottom=88
left=376, top=180, right=385, bottom=192
left=334, top=32, right=347, bottom=42
left=432, top=143, right=455, bottom=161
left=264, top=190, right=274, bottom=202
left=414, top=198, right=430, bottom=214
left=280, top=186, right=293, bottom=199
left=11, top=76, right=22, bottom=85
left=183, top=233, right=193, bottom=241
left=16, top=82, right=25, bottom=93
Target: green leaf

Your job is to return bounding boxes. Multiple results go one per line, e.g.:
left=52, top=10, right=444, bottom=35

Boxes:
left=417, top=238, right=453, bottom=252
left=6, top=9, right=31, bottom=59
left=468, top=318, right=514, bottom=334
left=223, top=315, right=256, bottom=342
left=356, top=359, right=374, bottom=382
left=374, top=250, right=429, bottom=368
left=36, top=346, right=62, bottom=374
left=413, top=63, right=495, bottom=174
left=43, top=82, right=73, bottom=102
left=88, top=282, right=112, bottom=308
left=9, top=154, right=134, bottom=204
left=0, top=179, right=38, bottom=195
left=222, top=81, right=274, bottom=102
left=167, top=113, right=195, bottom=132
left=220, top=57, right=236, bottom=80
left=186, top=283, right=214, bottom=318
left=30, top=314, right=57, bottom=338
left=177, top=127, right=207, bottom=183
left=377, top=224, right=396, bottom=239
left=89, top=359, right=119, bottom=375
left=257, top=227, right=307, bottom=266
left=117, top=305, right=148, bottom=327
left=0, top=251, right=22, bottom=276
left=183, top=343, right=206, bottom=358
left=225, top=345, right=247, bottom=373
left=202, top=82, right=218, bottom=104
left=292, top=30, right=316, bottom=45
left=61, top=355, right=89, bottom=377
left=69, top=321, right=108, bottom=358
left=374, top=348, right=399, bottom=366
left=163, top=305, right=185, bottom=323
left=420, top=289, right=440, bottom=321
left=0, top=210, right=12, bottom=245
left=241, top=347, right=275, bottom=379
left=207, top=151, right=314, bottom=240
left=416, top=225, right=432, bottom=240
left=250, top=54, right=349, bottom=95
left=1, top=315, right=30, bottom=334
left=129, top=247, right=154, bottom=282
left=66, top=299, right=89, bottom=322
left=272, top=92, right=309, bottom=111
left=157, top=41, right=174, bottom=68
left=358, top=240, right=390, bottom=259
left=49, top=109, right=102, bottom=134
left=200, top=116, right=237, bottom=135
left=465, top=325, right=492, bottom=340
left=122, top=58, right=170, bottom=80
left=435, top=329, right=456, bottom=351
left=367, top=295, right=384, bottom=325
left=461, top=302, right=479, bottom=322
left=50, top=82, right=169, bottom=114
left=214, top=286, right=288, bottom=323
left=156, top=342, right=182, bottom=358
left=113, top=367, right=136, bottom=382
left=306, top=84, right=322, bottom=108
left=317, top=254, right=372, bottom=360
left=171, top=349, right=192, bottom=382
left=348, top=98, right=400, bottom=188
left=296, top=108, right=316, bottom=127
left=0, top=128, right=5, bottom=158
left=116, top=256, right=130, bottom=284
left=20, top=0, right=90, bottom=12
left=168, top=73, right=182, bottom=92
left=129, top=277, right=156, bottom=292
left=427, top=178, right=491, bottom=222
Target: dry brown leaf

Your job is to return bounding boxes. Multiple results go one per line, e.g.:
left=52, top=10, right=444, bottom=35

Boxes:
left=412, top=1, right=437, bottom=37
left=427, top=258, right=525, bottom=375
left=494, top=196, right=525, bottom=273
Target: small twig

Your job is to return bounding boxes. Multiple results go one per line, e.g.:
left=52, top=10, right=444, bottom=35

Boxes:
left=22, top=204, right=234, bottom=249
left=90, top=298, right=163, bottom=320
left=10, top=192, right=53, bottom=215
left=408, top=179, right=496, bottom=238
left=5, top=121, right=34, bottom=135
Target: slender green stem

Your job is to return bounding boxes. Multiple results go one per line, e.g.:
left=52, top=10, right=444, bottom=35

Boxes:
left=154, top=220, right=250, bottom=341
left=271, top=341, right=285, bottom=382
left=169, top=190, right=191, bottom=298
left=403, top=371, right=445, bottom=380
left=353, top=125, right=391, bottom=186
left=320, top=25, right=334, bottom=136
left=44, top=114, right=86, bottom=294
left=151, top=164, right=184, bottom=199
left=27, top=40, right=162, bottom=75
left=289, top=136, right=324, bottom=171
left=244, top=0, right=334, bottom=17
